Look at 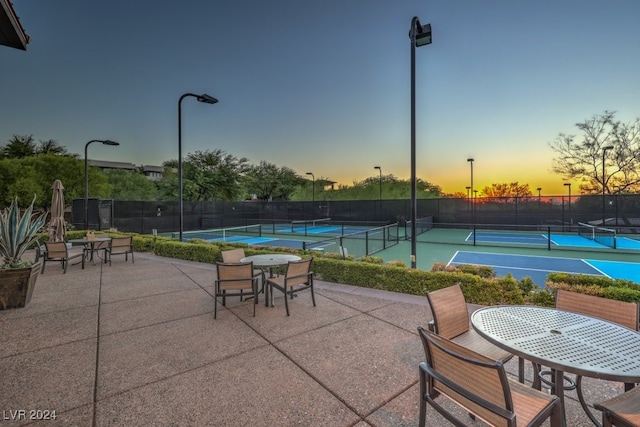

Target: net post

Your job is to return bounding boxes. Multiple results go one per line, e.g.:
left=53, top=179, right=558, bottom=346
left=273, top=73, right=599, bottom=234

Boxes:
left=547, top=226, right=551, bottom=251
left=473, top=225, right=477, bottom=246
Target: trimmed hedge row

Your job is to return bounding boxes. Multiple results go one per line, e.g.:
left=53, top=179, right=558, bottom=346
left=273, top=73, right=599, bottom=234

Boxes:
left=546, top=272, right=640, bottom=303
left=69, top=233, right=638, bottom=307
left=122, top=235, right=524, bottom=305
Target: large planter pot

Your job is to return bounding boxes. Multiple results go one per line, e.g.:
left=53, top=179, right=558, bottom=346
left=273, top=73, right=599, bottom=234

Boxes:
left=0, top=262, right=41, bottom=310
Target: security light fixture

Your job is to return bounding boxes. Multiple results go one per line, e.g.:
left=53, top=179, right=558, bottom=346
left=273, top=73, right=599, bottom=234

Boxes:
left=178, top=92, right=218, bottom=241
left=409, top=16, right=433, bottom=269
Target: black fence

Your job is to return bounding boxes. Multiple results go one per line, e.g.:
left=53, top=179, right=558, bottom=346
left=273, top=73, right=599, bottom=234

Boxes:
left=72, top=194, right=640, bottom=235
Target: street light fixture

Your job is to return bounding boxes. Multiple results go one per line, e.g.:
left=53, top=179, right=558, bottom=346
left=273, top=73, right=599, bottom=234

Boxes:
left=178, top=92, right=218, bottom=242
left=564, top=183, right=572, bottom=225
left=602, top=145, right=614, bottom=226
left=84, top=139, right=120, bottom=230
left=537, top=187, right=542, bottom=204
left=374, top=166, right=382, bottom=201
left=409, top=16, right=432, bottom=269
left=306, top=172, right=315, bottom=203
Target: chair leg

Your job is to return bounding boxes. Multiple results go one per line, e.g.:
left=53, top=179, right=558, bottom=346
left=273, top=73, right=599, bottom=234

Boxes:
left=310, top=281, right=316, bottom=307
left=214, top=296, right=218, bottom=319
left=419, top=368, right=427, bottom=427
left=131, top=251, right=134, bottom=263
left=63, top=260, right=68, bottom=274
left=283, top=285, right=290, bottom=316
left=41, top=259, right=46, bottom=273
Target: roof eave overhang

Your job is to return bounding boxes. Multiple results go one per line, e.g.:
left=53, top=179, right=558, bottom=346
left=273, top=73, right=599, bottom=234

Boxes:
left=0, top=0, right=29, bottom=50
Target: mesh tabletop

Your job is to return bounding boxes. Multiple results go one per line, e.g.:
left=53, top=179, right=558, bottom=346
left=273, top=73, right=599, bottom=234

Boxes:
left=471, top=306, right=640, bottom=382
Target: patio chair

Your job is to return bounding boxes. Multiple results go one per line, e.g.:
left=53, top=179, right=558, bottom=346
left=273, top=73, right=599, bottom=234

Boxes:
left=106, top=236, right=134, bottom=265
left=594, top=386, right=640, bottom=427
left=214, top=262, right=259, bottom=319
left=40, top=241, right=85, bottom=274
left=426, top=284, right=515, bottom=364
left=221, top=248, right=265, bottom=284
left=266, top=257, right=315, bottom=316
left=417, top=326, right=563, bottom=427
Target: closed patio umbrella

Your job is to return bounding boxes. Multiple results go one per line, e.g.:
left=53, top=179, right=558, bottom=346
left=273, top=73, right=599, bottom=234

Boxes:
left=48, top=179, right=66, bottom=242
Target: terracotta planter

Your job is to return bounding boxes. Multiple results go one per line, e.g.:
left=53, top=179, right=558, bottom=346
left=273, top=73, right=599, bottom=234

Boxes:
left=0, top=262, right=41, bottom=310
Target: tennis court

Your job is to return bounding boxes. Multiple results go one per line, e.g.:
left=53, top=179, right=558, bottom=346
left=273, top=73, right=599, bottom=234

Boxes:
left=169, top=220, right=399, bottom=255
left=448, top=251, right=640, bottom=287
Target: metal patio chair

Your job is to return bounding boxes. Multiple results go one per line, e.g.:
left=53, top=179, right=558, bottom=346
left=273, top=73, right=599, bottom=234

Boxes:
left=595, top=386, right=640, bottom=427
left=266, top=257, right=315, bottom=316
left=40, top=241, right=85, bottom=274
left=417, top=326, right=563, bottom=426
left=426, top=284, right=515, bottom=364
left=214, top=262, right=259, bottom=319
left=106, top=235, right=134, bottom=265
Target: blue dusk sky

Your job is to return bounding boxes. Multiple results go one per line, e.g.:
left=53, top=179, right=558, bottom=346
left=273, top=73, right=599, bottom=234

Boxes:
left=1, top=0, right=639, bottom=195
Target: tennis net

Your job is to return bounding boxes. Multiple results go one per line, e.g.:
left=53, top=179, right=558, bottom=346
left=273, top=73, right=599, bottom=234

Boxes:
left=172, top=224, right=262, bottom=242
left=290, top=218, right=332, bottom=232
left=577, top=222, right=617, bottom=249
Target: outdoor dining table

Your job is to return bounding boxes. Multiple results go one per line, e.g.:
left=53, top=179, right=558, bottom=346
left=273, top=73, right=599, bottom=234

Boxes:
left=240, top=254, right=301, bottom=306
left=68, top=237, right=111, bottom=265
left=471, top=305, right=640, bottom=427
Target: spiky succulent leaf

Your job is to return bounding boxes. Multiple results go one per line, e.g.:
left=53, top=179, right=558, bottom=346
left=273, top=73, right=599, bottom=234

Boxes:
left=0, top=197, right=48, bottom=268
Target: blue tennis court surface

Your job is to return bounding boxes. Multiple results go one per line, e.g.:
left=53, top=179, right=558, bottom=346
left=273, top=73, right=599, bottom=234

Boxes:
left=448, top=251, right=640, bottom=287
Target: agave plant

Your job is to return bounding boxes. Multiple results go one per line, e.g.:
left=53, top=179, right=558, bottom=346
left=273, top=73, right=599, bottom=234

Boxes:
left=0, top=197, right=48, bottom=268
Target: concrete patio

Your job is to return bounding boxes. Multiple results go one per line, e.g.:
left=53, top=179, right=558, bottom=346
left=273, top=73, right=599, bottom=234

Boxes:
left=0, top=252, right=626, bottom=426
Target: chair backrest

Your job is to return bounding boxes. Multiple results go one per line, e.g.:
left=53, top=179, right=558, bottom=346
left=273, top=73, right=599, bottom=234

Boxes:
left=426, top=284, right=470, bottom=339
left=418, top=326, right=514, bottom=427
left=110, top=236, right=132, bottom=250
left=216, top=262, right=255, bottom=291
left=221, top=248, right=246, bottom=263
left=555, top=289, right=639, bottom=331
left=44, top=241, right=67, bottom=259
left=285, top=258, right=313, bottom=286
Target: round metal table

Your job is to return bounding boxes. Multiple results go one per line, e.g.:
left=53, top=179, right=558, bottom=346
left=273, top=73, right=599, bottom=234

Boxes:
left=472, top=305, right=640, bottom=426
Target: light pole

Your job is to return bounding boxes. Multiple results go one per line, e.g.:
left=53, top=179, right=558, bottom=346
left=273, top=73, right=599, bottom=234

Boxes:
left=564, top=183, right=572, bottom=225
left=84, top=139, right=119, bottom=230
left=537, top=187, right=542, bottom=201
left=465, top=186, right=471, bottom=210
left=178, top=92, right=218, bottom=242
left=374, top=166, right=382, bottom=201
left=409, top=16, right=432, bottom=269
left=467, top=158, right=474, bottom=223
left=306, top=172, right=315, bottom=203
left=602, top=145, right=614, bottom=226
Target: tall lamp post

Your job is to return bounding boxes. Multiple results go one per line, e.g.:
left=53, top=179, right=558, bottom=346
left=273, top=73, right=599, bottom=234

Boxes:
left=465, top=186, right=471, bottom=210
left=374, top=166, right=382, bottom=201
left=537, top=187, right=542, bottom=201
left=602, top=145, right=614, bottom=226
left=467, top=158, right=474, bottom=223
left=564, top=183, right=572, bottom=225
left=178, top=92, right=218, bottom=242
left=409, top=16, right=432, bottom=269
left=306, top=172, right=315, bottom=203
left=84, top=139, right=119, bottom=230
